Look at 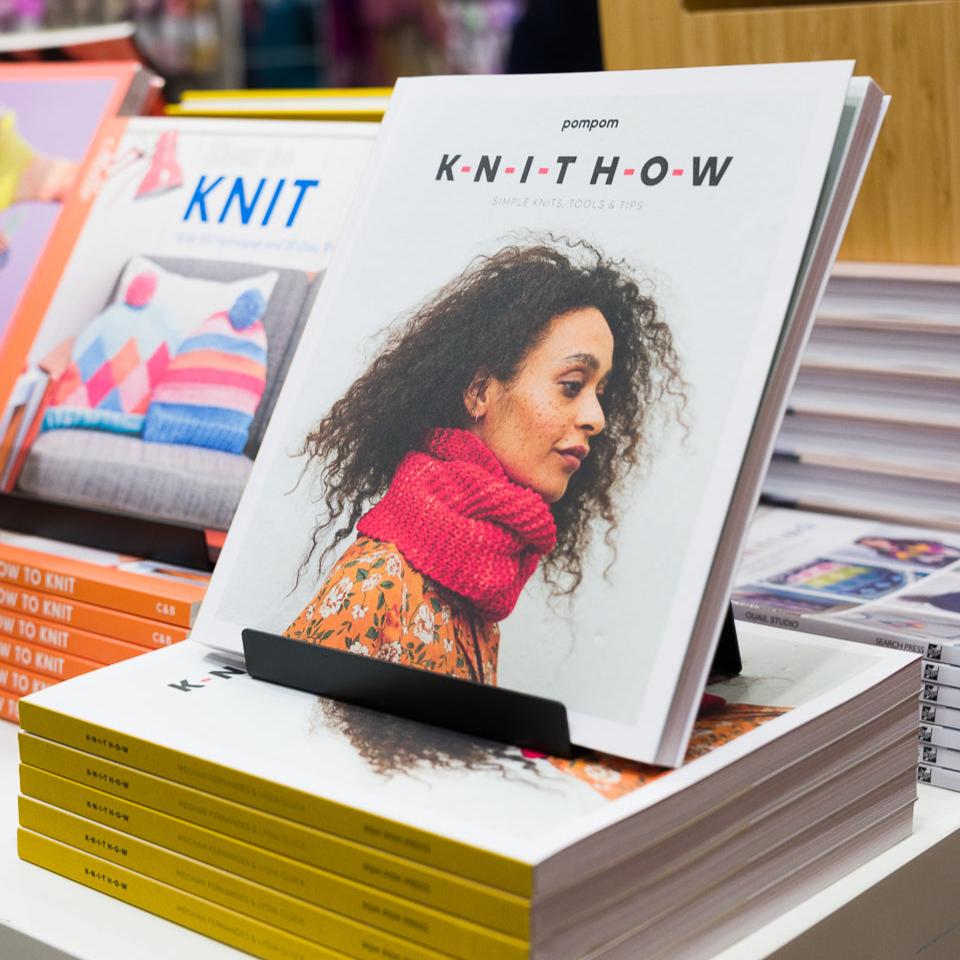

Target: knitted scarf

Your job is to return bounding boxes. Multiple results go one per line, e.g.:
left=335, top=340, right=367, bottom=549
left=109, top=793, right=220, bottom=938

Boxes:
left=357, top=428, right=557, bottom=621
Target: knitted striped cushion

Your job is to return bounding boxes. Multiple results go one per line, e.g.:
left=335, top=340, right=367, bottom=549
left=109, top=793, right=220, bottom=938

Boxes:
left=142, top=289, right=268, bottom=454
left=43, top=272, right=179, bottom=435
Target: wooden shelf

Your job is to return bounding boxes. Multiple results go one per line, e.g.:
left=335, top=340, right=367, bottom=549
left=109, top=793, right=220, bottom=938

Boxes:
left=599, top=0, right=960, bottom=265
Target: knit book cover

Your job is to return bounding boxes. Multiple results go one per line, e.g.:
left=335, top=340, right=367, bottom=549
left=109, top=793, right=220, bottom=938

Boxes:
left=0, top=116, right=377, bottom=529
left=196, top=64, right=888, bottom=763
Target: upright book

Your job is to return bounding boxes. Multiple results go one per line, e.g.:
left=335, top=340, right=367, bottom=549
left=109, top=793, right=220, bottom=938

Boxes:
left=0, top=116, right=376, bottom=531
left=193, top=63, right=888, bottom=764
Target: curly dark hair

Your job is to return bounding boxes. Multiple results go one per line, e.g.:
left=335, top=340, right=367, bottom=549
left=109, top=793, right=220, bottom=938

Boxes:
left=310, top=697, right=547, bottom=782
left=299, top=236, right=685, bottom=594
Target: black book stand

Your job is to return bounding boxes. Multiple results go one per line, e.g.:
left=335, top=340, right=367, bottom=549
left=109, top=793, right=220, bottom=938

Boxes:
left=242, top=606, right=741, bottom=759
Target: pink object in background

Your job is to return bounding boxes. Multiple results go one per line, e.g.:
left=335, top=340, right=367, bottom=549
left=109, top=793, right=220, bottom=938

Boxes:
left=135, top=130, right=183, bottom=199
left=124, top=271, right=157, bottom=308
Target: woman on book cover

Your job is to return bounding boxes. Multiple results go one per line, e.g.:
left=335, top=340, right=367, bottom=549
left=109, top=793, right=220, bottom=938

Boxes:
left=284, top=238, right=684, bottom=684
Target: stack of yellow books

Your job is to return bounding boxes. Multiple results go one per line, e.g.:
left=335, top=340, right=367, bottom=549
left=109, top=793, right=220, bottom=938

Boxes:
left=16, top=627, right=917, bottom=960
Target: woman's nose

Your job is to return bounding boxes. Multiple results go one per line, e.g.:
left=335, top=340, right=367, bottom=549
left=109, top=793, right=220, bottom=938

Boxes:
left=577, top=391, right=606, bottom=435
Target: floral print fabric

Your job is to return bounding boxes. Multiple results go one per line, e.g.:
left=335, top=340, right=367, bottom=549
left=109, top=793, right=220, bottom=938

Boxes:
left=536, top=704, right=790, bottom=800
left=284, top=536, right=500, bottom=684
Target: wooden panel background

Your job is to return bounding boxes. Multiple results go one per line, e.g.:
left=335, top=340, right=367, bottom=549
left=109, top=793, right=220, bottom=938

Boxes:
left=598, top=0, right=960, bottom=264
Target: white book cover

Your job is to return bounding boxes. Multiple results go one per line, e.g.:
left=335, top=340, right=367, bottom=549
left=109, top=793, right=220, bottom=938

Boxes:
left=0, top=116, right=376, bottom=529
left=18, top=624, right=916, bottom=878
left=190, top=63, right=867, bottom=764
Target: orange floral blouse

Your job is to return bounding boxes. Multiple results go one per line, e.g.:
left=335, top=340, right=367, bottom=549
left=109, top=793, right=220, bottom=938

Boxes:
left=541, top=703, right=789, bottom=800
left=284, top=536, right=500, bottom=684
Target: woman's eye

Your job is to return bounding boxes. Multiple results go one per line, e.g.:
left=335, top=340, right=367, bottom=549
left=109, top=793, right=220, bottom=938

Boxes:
left=560, top=380, right=582, bottom=397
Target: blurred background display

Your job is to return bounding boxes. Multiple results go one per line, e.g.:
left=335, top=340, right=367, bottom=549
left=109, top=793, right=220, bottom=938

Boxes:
left=0, top=0, right=603, bottom=94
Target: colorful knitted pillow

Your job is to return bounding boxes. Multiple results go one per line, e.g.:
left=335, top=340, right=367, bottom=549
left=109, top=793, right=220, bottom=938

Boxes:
left=115, top=256, right=278, bottom=342
left=43, top=272, right=180, bottom=435
left=142, top=289, right=268, bottom=454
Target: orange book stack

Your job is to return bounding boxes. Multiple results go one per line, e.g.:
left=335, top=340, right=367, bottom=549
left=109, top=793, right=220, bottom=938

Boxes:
left=0, top=531, right=208, bottom=722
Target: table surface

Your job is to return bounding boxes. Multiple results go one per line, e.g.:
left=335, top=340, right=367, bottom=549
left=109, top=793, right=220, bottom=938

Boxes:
left=3, top=721, right=960, bottom=960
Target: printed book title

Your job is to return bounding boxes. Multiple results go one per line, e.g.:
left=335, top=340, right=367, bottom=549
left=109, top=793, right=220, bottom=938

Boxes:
left=435, top=154, right=733, bottom=187
left=181, top=176, right=321, bottom=228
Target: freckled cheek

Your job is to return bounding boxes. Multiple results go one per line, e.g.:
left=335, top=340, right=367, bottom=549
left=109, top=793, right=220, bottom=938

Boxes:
left=521, top=403, right=568, bottom=477
left=537, top=399, right=568, bottom=441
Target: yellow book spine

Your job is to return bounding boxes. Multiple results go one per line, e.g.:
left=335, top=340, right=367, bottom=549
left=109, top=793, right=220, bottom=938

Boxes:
left=179, top=87, right=393, bottom=100
left=17, top=828, right=349, bottom=960
left=164, top=106, right=384, bottom=122
left=20, top=765, right=528, bottom=960
left=19, top=795, right=471, bottom=960
left=18, top=733, right=529, bottom=938
left=18, top=702, right=532, bottom=897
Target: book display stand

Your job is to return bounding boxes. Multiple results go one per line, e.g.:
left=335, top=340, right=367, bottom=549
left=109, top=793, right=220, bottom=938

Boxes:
left=241, top=608, right=742, bottom=757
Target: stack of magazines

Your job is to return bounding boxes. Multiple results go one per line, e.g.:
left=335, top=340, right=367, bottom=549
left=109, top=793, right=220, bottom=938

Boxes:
left=0, top=531, right=208, bottom=723
left=16, top=626, right=917, bottom=960
left=765, top=263, right=960, bottom=530
left=734, top=505, right=960, bottom=790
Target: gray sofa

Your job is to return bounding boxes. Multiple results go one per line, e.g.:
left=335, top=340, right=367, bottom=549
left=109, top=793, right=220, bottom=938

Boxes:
left=18, top=256, right=321, bottom=531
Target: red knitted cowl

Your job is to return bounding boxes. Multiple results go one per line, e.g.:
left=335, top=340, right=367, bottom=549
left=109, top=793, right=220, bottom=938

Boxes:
left=356, top=428, right=557, bottom=621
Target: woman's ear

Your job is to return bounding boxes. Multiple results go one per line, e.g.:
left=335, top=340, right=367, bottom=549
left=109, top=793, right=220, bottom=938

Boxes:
left=463, top=371, right=490, bottom=422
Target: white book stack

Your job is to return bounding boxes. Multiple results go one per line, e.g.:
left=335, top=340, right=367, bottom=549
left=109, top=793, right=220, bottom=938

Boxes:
left=765, top=262, right=960, bottom=530
left=734, top=505, right=960, bottom=791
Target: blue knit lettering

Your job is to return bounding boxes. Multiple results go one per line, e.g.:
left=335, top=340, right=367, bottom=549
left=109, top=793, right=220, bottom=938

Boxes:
left=285, top=179, right=320, bottom=228
left=218, top=177, right=267, bottom=225
left=183, top=175, right=224, bottom=223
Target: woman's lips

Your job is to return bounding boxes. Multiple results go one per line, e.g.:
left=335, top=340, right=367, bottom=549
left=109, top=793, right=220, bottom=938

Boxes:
left=556, top=447, right=588, bottom=471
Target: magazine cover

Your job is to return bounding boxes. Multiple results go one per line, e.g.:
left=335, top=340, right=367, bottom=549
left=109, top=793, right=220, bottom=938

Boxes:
left=190, top=64, right=863, bottom=762
left=0, top=116, right=376, bottom=530
left=734, top=506, right=960, bottom=662
left=0, top=62, right=139, bottom=344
